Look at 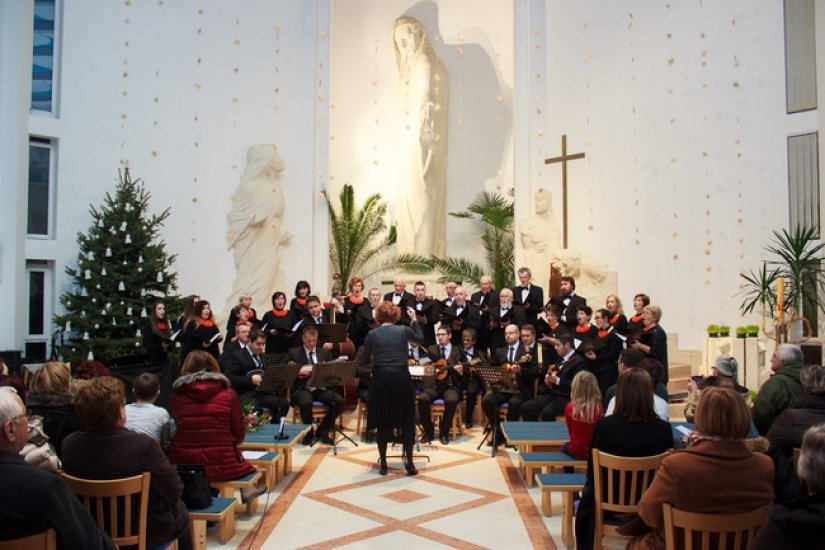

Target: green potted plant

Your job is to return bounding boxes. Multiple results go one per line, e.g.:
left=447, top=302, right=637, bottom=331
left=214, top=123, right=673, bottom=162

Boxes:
left=735, top=326, right=748, bottom=338
left=719, top=325, right=731, bottom=337
left=746, top=324, right=760, bottom=337
left=706, top=324, right=720, bottom=337
left=738, top=225, right=825, bottom=343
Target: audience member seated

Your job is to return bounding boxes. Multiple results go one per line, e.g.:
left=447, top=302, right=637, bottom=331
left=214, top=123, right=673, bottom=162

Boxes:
left=562, top=371, right=603, bottom=461
left=0, top=375, right=60, bottom=472
left=61, top=376, right=192, bottom=550
left=684, top=354, right=751, bottom=422
left=574, top=369, right=673, bottom=550
left=0, top=387, right=116, bottom=549
left=26, top=361, right=85, bottom=460
left=169, top=350, right=265, bottom=503
left=605, top=358, right=670, bottom=420
left=767, top=364, right=825, bottom=458
left=71, top=359, right=112, bottom=387
left=631, top=386, right=775, bottom=549
left=752, top=423, right=825, bottom=549
left=753, top=344, right=804, bottom=434
left=125, top=372, right=172, bottom=453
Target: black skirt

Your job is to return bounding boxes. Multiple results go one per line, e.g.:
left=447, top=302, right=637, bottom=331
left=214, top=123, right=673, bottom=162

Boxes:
left=366, top=364, right=416, bottom=434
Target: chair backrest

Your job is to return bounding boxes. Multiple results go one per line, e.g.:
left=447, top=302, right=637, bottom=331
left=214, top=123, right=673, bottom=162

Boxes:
left=60, top=471, right=150, bottom=550
left=663, top=502, right=767, bottom=550
left=592, top=449, right=668, bottom=515
left=0, top=529, right=56, bottom=550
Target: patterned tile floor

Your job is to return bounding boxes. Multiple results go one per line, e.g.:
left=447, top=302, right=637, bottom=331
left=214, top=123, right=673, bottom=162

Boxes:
left=205, top=416, right=611, bottom=550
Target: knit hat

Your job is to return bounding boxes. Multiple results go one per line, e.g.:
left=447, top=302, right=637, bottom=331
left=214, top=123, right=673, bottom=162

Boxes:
left=713, top=354, right=738, bottom=378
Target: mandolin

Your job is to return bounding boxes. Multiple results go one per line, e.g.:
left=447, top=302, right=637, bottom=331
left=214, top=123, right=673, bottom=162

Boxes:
left=501, top=353, right=531, bottom=389
left=433, top=358, right=450, bottom=381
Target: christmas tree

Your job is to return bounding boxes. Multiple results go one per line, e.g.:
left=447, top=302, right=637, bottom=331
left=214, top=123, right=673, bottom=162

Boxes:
left=55, top=168, right=179, bottom=365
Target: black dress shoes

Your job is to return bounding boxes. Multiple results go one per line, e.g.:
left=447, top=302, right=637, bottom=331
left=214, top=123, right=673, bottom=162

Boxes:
left=421, top=433, right=435, bottom=444
left=439, top=433, right=449, bottom=445
left=318, top=432, right=335, bottom=445
left=378, top=458, right=388, bottom=476
left=404, top=461, right=418, bottom=476
left=301, top=432, right=315, bottom=446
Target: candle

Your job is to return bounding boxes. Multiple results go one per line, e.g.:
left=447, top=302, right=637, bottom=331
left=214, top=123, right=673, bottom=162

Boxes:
left=777, top=277, right=784, bottom=325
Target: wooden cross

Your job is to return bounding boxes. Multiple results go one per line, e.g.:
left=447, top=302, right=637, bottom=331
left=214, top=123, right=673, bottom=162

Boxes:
left=544, top=134, right=585, bottom=248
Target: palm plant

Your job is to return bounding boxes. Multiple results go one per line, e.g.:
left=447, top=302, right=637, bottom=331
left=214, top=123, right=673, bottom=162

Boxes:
left=397, top=191, right=515, bottom=288
left=324, top=184, right=397, bottom=292
left=738, top=225, right=825, bottom=341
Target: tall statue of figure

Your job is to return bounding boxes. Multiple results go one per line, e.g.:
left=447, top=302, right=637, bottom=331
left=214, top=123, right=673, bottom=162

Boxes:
left=519, top=188, right=561, bottom=289
left=392, top=16, right=449, bottom=257
left=223, top=145, right=292, bottom=320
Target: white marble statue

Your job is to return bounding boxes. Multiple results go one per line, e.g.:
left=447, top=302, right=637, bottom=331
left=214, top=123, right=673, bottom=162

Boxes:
left=518, top=188, right=617, bottom=303
left=223, top=144, right=293, bottom=319
left=392, top=15, right=449, bottom=258
left=519, top=188, right=561, bottom=289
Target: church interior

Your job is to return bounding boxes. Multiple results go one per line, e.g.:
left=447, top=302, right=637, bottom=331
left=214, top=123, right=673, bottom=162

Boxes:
left=1, top=0, right=824, bottom=549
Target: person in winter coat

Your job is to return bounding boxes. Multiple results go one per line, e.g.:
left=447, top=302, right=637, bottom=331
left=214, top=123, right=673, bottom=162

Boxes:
left=26, top=361, right=85, bottom=459
left=767, top=364, right=825, bottom=457
left=752, top=423, right=825, bottom=549
left=169, top=350, right=264, bottom=503
left=753, top=343, right=804, bottom=434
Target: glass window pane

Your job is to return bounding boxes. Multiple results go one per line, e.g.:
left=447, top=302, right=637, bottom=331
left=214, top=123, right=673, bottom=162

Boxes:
left=29, top=270, right=45, bottom=335
left=27, top=143, right=50, bottom=235
left=32, top=0, right=56, bottom=112
left=25, top=342, right=47, bottom=362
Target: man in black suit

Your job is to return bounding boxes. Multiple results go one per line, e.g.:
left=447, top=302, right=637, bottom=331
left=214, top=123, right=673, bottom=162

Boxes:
left=0, top=389, right=117, bottom=549
left=383, top=277, right=413, bottom=308
left=293, top=295, right=348, bottom=350
left=484, top=287, right=526, bottom=353
left=220, top=323, right=251, bottom=360
left=471, top=275, right=499, bottom=353
left=410, top=281, right=440, bottom=346
left=550, top=275, right=587, bottom=330
left=440, top=280, right=459, bottom=310
left=288, top=325, right=345, bottom=445
left=441, top=286, right=481, bottom=347
left=457, top=328, right=488, bottom=428
left=512, top=266, right=545, bottom=325
left=418, top=326, right=463, bottom=445
left=223, top=329, right=290, bottom=421
left=520, top=332, right=586, bottom=421
left=481, top=323, right=539, bottom=446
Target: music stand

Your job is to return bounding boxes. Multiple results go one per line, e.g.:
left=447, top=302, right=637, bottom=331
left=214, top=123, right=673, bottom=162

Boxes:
left=474, top=363, right=508, bottom=456
left=257, top=363, right=300, bottom=395
left=307, top=361, right=357, bottom=455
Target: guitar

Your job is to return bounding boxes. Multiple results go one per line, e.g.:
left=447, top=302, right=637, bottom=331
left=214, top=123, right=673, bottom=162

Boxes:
left=433, top=359, right=450, bottom=382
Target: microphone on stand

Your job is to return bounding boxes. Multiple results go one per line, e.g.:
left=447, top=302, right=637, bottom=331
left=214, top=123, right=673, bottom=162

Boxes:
left=275, top=416, right=288, bottom=440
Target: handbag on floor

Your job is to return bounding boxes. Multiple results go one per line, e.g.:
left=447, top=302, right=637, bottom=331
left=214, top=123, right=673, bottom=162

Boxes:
left=176, top=464, right=212, bottom=509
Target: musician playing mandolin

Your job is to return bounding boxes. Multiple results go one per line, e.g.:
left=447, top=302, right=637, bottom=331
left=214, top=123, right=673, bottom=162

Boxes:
left=418, top=326, right=463, bottom=445
left=480, top=323, right=538, bottom=447
left=520, top=332, right=586, bottom=421
left=458, top=328, right=488, bottom=428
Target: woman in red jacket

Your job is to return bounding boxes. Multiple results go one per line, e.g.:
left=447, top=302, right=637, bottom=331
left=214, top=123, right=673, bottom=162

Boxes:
left=169, top=350, right=264, bottom=502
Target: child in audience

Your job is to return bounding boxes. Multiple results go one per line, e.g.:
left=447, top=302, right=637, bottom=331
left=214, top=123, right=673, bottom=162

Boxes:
left=125, top=373, right=171, bottom=453
left=562, top=370, right=603, bottom=461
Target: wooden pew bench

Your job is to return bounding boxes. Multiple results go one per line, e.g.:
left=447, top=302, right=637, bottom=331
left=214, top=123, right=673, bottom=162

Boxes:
left=210, top=470, right=263, bottom=516
left=535, top=472, right=586, bottom=548
left=518, top=452, right=586, bottom=487
left=188, top=497, right=237, bottom=550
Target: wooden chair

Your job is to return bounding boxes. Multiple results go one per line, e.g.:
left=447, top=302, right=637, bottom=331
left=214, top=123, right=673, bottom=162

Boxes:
left=592, top=449, right=668, bottom=549
left=662, top=502, right=767, bottom=550
left=60, top=472, right=157, bottom=550
left=0, top=529, right=56, bottom=550
left=355, top=400, right=368, bottom=436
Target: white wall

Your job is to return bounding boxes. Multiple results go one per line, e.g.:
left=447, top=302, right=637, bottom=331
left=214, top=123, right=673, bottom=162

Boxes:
left=50, top=1, right=324, bottom=319
left=540, top=0, right=789, bottom=348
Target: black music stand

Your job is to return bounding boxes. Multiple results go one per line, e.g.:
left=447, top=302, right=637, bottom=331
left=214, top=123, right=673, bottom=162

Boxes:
left=257, top=363, right=299, bottom=395
left=308, top=360, right=357, bottom=455
left=474, top=363, right=508, bottom=456
left=264, top=352, right=289, bottom=367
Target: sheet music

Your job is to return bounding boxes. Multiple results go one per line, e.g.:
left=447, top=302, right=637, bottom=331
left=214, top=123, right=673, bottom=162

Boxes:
left=291, top=319, right=304, bottom=332
left=209, top=332, right=222, bottom=344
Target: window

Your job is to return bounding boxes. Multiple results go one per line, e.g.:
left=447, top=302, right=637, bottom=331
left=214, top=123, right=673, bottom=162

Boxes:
left=28, top=137, right=55, bottom=237
left=787, top=132, right=820, bottom=236
left=32, top=0, right=58, bottom=113
left=26, top=260, right=53, bottom=362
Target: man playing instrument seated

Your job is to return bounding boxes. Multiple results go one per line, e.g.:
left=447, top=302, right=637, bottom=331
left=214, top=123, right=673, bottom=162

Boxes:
left=418, top=326, right=462, bottom=445
left=481, top=323, right=538, bottom=446
left=288, top=325, right=345, bottom=445
left=520, top=332, right=586, bottom=421
left=458, top=328, right=488, bottom=428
